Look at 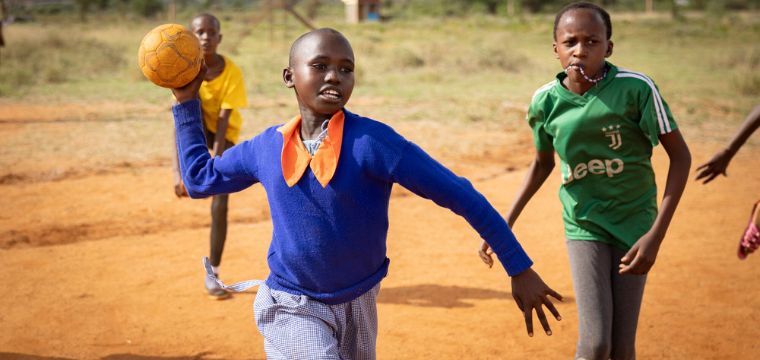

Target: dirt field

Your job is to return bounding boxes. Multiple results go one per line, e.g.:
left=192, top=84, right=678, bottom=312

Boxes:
left=1, top=97, right=758, bottom=360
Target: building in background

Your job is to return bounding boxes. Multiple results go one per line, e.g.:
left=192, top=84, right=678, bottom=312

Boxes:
left=342, top=0, right=381, bottom=24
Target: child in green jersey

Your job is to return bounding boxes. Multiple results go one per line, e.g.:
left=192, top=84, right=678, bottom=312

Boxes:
left=479, top=2, right=691, bottom=359
left=696, top=104, right=760, bottom=258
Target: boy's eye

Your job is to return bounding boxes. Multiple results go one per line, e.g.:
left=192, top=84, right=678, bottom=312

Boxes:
left=341, top=67, right=354, bottom=73
left=311, top=63, right=327, bottom=70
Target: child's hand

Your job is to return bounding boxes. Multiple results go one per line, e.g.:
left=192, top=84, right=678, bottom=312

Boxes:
left=174, top=179, right=188, bottom=198
left=511, top=267, right=563, bottom=337
left=619, top=231, right=662, bottom=275
left=171, top=63, right=207, bottom=103
left=478, top=241, right=494, bottom=268
left=695, top=148, right=734, bottom=184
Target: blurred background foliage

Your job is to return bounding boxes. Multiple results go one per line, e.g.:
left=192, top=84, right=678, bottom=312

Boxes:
left=0, top=0, right=758, bottom=130
left=2, top=0, right=759, bottom=20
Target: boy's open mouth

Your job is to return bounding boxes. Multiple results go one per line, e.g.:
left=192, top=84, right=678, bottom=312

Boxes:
left=319, top=89, right=342, bottom=101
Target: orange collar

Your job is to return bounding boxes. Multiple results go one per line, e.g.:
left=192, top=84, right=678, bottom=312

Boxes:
left=277, top=110, right=345, bottom=188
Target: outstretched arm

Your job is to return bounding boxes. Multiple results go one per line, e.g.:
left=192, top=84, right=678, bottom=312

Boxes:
left=390, top=141, right=562, bottom=336
left=480, top=150, right=555, bottom=267
left=620, top=129, right=691, bottom=275
left=696, top=104, right=760, bottom=184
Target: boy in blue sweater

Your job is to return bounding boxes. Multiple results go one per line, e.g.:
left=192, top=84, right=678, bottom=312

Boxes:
left=171, top=28, right=561, bottom=359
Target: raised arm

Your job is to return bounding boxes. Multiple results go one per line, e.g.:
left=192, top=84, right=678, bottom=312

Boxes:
left=620, top=129, right=691, bottom=274
left=480, top=149, right=555, bottom=267
left=171, top=69, right=258, bottom=198
left=696, top=104, right=760, bottom=184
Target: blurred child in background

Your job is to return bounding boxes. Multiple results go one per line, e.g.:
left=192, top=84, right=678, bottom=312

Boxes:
left=696, top=104, right=760, bottom=258
left=172, top=13, right=249, bottom=299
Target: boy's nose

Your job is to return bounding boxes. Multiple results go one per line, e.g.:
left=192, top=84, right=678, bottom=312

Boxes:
left=573, top=44, right=587, bottom=57
left=325, top=69, right=339, bottom=83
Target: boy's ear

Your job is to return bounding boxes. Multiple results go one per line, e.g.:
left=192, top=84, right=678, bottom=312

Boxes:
left=606, top=40, right=614, bottom=58
left=553, top=42, right=559, bottom=59
left=218, top=33, right=223, bottom=45
left=283, top=67, right=295, bottom=88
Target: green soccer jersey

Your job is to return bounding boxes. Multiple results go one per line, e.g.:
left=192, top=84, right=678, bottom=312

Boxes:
left=528, top=63, right=678, bottom=250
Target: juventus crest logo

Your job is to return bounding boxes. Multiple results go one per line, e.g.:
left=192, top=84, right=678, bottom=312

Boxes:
left=602, top=125, right=622, bottom=150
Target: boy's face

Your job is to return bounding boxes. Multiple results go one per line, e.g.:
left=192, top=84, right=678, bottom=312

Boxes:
left=284, top=32, right=355, bottom=117
left=553, top=9, right=613, bottom=83
left=191, top=16, right=222, bottom=57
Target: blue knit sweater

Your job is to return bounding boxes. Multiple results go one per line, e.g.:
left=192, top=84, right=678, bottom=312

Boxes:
left=174, top=99, right=533, bottom=304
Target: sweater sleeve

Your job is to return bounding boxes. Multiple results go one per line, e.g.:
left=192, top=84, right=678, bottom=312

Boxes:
left=173, top=99, right=259, bottom=198
left=389, top=141, right=533, bottom=276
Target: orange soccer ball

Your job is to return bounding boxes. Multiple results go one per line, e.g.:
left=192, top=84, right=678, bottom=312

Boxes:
left=137, top=24, right=202, bottom=88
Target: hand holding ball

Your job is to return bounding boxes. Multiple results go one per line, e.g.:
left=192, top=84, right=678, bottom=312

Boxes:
left=137, top=24, right=202, bottom=88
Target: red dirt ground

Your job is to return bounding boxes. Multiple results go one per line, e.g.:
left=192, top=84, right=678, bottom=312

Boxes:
left=0, top=99, right=758, bottom=359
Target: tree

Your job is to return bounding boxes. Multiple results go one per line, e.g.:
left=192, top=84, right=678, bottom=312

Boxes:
left=0, top=0, right=5, bottom=49
left=305, top=0, right=321, bottom=20
left=74, top=0, right=96, bottom=22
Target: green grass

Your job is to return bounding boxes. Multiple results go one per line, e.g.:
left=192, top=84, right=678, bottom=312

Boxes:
left=1, top=11, right=759, bottom=130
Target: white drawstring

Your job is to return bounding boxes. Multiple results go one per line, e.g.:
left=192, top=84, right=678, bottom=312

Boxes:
left=202, top=257, right=263, bottom=292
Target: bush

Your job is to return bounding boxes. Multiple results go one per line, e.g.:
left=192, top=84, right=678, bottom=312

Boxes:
left=0, top=30, right=125, bottom=92
left=131, top=0, right=164, bottom=18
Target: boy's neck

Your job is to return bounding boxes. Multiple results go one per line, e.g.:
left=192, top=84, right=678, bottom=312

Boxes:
left=204, top=53, right=225, bottom=82
left=562, top=78, right=595, bottom=95
left=298, top=105, right=334, bottom=141
left=205, top=53, right=223, bottom=67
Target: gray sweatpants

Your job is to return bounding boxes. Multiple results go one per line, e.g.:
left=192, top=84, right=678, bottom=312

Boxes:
left=567, top=240, right=647, bottom=360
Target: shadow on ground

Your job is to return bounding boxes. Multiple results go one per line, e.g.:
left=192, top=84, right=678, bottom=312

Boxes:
left=377, top=284, right=509, bottom=308
left=378, top=284, right=574, bottom=308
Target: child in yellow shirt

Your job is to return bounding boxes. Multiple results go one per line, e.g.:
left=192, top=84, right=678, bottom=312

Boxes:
left=172, top=13, right=248, bottom=299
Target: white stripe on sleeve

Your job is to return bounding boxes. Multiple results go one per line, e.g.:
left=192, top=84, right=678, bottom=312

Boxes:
left=616, top=70, right=672, bottom=134
left=532, top=80, right=555, bottom=101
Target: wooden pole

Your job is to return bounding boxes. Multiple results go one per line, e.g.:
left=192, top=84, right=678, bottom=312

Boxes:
left=645, top=0, right=653, bottom=13
left=168, top=0, right=176, bottom=22
left=1, top=0, right=6, bottom=67
left=283, top=2, right=317, bottom=30
left=268, top=0, right=274, bottom=43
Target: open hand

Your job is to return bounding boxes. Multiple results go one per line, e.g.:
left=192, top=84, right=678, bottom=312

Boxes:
left=619, top=231, right=662, bottom=275
left=695, top=149, right=734, bottom=184
left=478, top=241, right=494, bottom=268
left=511, top=267, right=562, bottom=337
left=171, top=63, right=208, bottom=103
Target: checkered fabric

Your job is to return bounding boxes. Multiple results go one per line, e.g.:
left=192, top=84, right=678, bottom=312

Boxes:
left=253, top=283, right=381, bottom=360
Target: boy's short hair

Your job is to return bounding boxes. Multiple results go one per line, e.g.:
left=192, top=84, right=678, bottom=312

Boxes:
left=553, top=1, right=612, bottom=40
left=191, top=13, right=221, bottom=31
left=288, top=28, right=349, bottom=67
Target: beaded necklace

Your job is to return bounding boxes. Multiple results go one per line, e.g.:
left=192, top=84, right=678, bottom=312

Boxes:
left=565, top=64, right=608, bottom=84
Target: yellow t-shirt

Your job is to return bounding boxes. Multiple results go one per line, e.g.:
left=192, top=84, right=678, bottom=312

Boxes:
left=199, top=55, right=248, bottom=144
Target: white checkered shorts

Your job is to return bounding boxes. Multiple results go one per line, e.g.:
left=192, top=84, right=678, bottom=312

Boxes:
left=253, top=283, right=381, bottom=360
